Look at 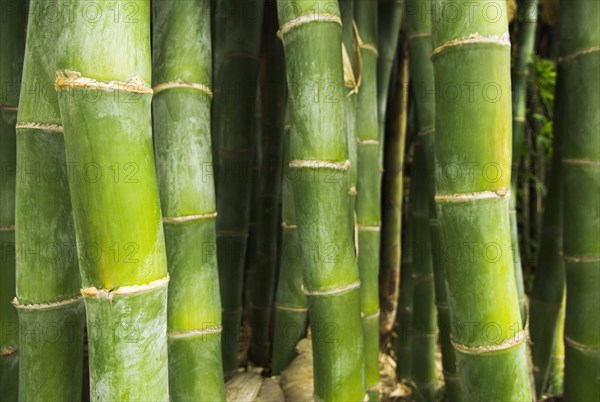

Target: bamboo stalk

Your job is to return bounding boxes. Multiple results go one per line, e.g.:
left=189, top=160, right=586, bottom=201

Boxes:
left=510, top=0, right=538, bottom=323
left=378, top=0, right=405, bottom=337
left=249, top=2, right=287, bottom=366
left=55, top=1, right=169, bottom=399
left=431, top=0, right=532, bottom=399
left=0, top=0, right=25, bottom=398
left=277, top=1, right=366, bottom=399
left=560, top=0, right=600, bottom=399
left=213, top=0, right=265, bottom=375
left=406, top=0, right=461, bottom=398
left=14, top=1, right=86, bottom=400
left=152, top=1, right=225, bottom=399
left=395, top=142, right=414, bottom=382
left=410, top=145, right=438, bottom=402
left=271, top=121, right=308, bottom=375
left=381, top=29, right=409, bottom=340
left=354, top=0, right=382, bottom=396
left=529, top=72, right=565, bottom=398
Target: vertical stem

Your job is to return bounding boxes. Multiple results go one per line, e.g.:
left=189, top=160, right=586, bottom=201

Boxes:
left=509, top=0, right=538, bottom=322
left=431, top=0, right=532, bottom=400
left=560, top=1, right=600, bottom=400
left=354, top=0, right=381, bottom=396
left=529, top=71, right=565, bottom=398
left=277, top=1, right=365, bottom=400
left=55, top=1, right=169, bottom=399
left=152, top=1, right=225, bottom=400
left=378, top=0, right=405, bottom=338
left=15, top=1, right=86, bottom=400
left=249, top=1, right=287, bottom=366
left=271, top=120, right=308, bottom=375
left=213, top=0, right=265, bottom=375
left=0, top=0, right=25, bottom=398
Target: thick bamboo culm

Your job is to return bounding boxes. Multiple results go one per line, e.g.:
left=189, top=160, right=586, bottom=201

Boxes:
left=15, top=1, right=85, bottom=400
left=354, top=0, right=382, bottom=396
left=248, top=2, right=287, bottom=366
left=529, top=72, right=565, bottom=399
left=406, top=0, right=461, bottom=399
left=431, top=0, right=532, bottom=400
left=378, top=0, right=405, bottom=338
left=560, top=0, right=600, bottom=400
left=510, top=0, right=539, bottom=323
left=277, top=1, right=366, bottom=399
left=55, top=1, right=169, bottom=399
left=152, top=1, right=225, bottom=400
left=271, top=121, right=308, bottom=375
left=213, top=0, right=265, bottom=375
left=410, top=145, right=438, bottom=401
left=0, top=0, right=26, bottom=398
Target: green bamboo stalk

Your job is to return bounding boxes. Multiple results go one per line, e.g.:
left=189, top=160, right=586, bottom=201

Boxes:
left=431, top=0, right=532, bottom=400
left=14, top=1, right=86, bottom=400
left=560, top=0, right=600, bottom=399
left=410, top=145, right=438, bottom=402
left=151, top=1, right=225, bottom=399
left=354, top=0, right=381, bottom=396
left=0, top=1, right=26, bottom=398
left=55, top=1, right=169, bottom=399
left=380, top=32, right=409, bottom=339
left=340, top=0, right=358, bottom=230
left=249, top=3, right=287, bottom=366
left=529, top=72, right=565, bottom=398
left=406, top=0, right=461, bottom=398
left=213, top=0, right=265, bottom=375
left=277, top=1, right=365, bottom=399
left=271, top=121, right=308, bottom=375
left=545, top=297, right=564, bottom=397
left=510, top=0, right=538, bottom=323
left=395, top=142, right=414, bottom=382
left=378, top=0, right=405, bottom=337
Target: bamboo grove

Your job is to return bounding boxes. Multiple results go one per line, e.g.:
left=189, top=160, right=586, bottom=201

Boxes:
left=0, top=0, right=598, bottom=401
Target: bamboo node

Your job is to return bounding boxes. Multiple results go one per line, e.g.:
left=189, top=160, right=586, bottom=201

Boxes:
left=12, top=295, right=83, bottom=310
left=281, top=221, right=298, bottom=229
left=0, top=347, right=16, bottom=357
left=451, top=330, right=528, bottom=354
left=435, top=188, right=509, bottom=202
left=167, top=325, right=223, bottom=338
left=356, top=139, right=379, bottom=145
left=361, top=310, right=381, bottom=320
left=277, top=13, right=342, bottom=40
left=0, top=103, right=18, bottom=112
left=162, top=212, right=217, bottom=224
left=408, top=32, right=432, bottom=41
left=302, top=280, right=361, bottom=297
left=0, top=225, right=15, bottom=231
left=357, top=224, right=381, bottom=231
left=558, top=47, right=600, bottom=64
left=55, top=70, right=152, bottom=95
left=15, top=122, right=63, bottom=133
left=275, top=305, right=308, bottom=313
left=289, top=159, right=351, bottom=171
left=418, top=128, right=435, bottom=137
left=564, top=336, right=600, bottom=352
left=153, top=80, right=213, bottom=97
left=359, top=43, right=379, bottom=56
left=81, top=275, right=170, bottom=300
left=562, top=158, right=600, bottom=166
left=561, top=253, right=600, bottom=263
left=432, top=32, right=511, bottom=58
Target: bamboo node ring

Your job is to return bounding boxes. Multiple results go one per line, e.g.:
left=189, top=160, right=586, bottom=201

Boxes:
left=435, top=188, right=509, bottom=202
left=16, top=122, right=63, bottom=133
left=277, top=13, right=342, bottom=40
left=302, top=280, right=361, bottom=296
left=289, top=159, right=351, bottom=171
left=80, top=275, right=170, bottom=300
left=564, top=336, right=600, bottom=352
left=153, top=80, right=213, bottom=97
left=558, top=47, right=600, bottom=64
left=55, top=70, right=153, bottom=95
left=167, top=326, right=223, bottom=338
left=0, top=225, right=16, bottom=231
left=451, top=330, right=528, bottom=354
left=162, top=212, right=217, bottom=224
left=12, top=295, right=83, bottom=310
left=431, top=32, right=511, bottom=58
